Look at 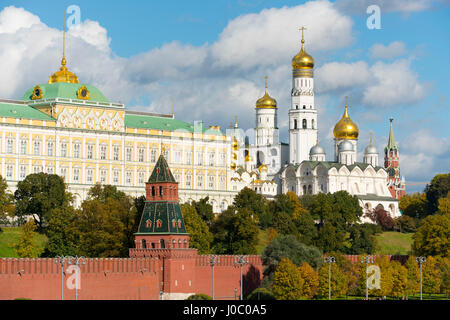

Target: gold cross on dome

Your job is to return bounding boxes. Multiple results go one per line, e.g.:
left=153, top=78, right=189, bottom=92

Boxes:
left=299, top=26, right=307, bottom=42
left=265, top=75, right=268, bottom=89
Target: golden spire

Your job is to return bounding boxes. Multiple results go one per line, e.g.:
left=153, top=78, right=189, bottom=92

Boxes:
left=234, top=115, right=238, bottom=128
left=292, top=26, right=314, bottom=70
left=333, top=96, right=359, bottom=140
left=172, top=97, right=175, bottom=117
left=369, top=131, right=373, bottom=146
left=256, top=76, right=277, bottom=109
left=48, top=11, right=79, bottom=84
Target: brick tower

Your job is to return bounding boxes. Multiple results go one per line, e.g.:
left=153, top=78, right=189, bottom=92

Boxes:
left=384, top=118, right=406, bottom=199
left=133, top=153, right=190, bottom=250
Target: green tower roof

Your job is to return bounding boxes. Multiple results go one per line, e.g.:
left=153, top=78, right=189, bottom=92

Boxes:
left=136, top=201, right=188, bottom=235
left=148, top=154, right=177, bottom=183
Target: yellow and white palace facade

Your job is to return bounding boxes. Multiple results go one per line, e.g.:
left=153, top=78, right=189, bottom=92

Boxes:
left=0, top=56, right=237, bottom=212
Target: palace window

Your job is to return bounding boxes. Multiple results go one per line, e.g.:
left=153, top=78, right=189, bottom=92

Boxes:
left=100, top=169, right=107, bottom=184
left=113, top=146, right=120, bottom=161
left=46, top=166, right=54, bottom=174
left=186, top=151, right=192, bottom=165
left=6, top=165, right=13, bottom=180
left=151, top=148, right=157, bottom=163
left=33, top=140, right=41, bottom=156
left=174, top=173, right=181, bottom=183
left=125, top=171, right=132, bottom=185
left=185, top=174, right=192, bottom=188
left=60, top=167, right=67, bottom=181
left=294, top=119, right=298, bottom=130
left=47, top=141, right=54, bottom=156
left=138, top=171, right=145, bottom=185
left=73, top=168, right=80, bottom=183
left=100, top=145, right=107, bottom=160
left=126, top=146, right=133, bottom=162
left=20, top=139, right=27, bottom=155
left=196, top=151, right=203, bottom=166
left=302, top=119, right=307, bottom=129
left=87, top=144, right=94, bottom=160
left=7, top=138, right=14, bottom=154
left=163, top=149, right=169, bottom=160
left=219, top=175, right=226, bottom=190
left=33, top=165, right=42, bottom=174
left=86, top=168, right=94, bottom=183
left=113, top=169, right=120, bottom=185
left=73, top=142, right=81, bottom=158
left=208, top=176, right=214, bottom=189
left=175, top=150, right=181, bottom=164
left=220, top=152, right=226, bottom=166
left=197, top=174, right=203, bottom=188
left=208, top=152, right=215, bottom=166
left=19, top=165, right=27, bottom=180
left=138, top=147, right=145, bottom=162
left=60, top=142, right=68, bottom=157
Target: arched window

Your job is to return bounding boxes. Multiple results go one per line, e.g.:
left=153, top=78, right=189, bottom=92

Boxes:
left=308, top=185, right=312, bottom=194
left=312, top=119, right=315, bottom=129
left=142, top=239, right=147, bottom=249
left=294, top=119, right=298, bottom=129
left=160, top=239, right=165, bottom=249
left=159, top=186, right=163, bottom=196
left=302, top=119, right=307, bottom=129
left=152, top=186, right=155, bottom=196
left=303, top=105, right=306, bottom=109
left=303, top=185, right=307, bottom=195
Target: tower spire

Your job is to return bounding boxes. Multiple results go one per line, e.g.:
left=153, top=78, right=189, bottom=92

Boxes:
left=62, top=10, right=66, bottom=67
left=387, top=118, right=397, bottom=149
left=265, top=75, right=268, bottom=93
left=369, top=131, right=373, bottom=147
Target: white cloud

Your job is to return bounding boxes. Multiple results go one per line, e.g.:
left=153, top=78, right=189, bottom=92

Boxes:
left=0, top=6, right=41, bottom=34
left=369, top=41, right=407, bottom=59
left=315, top=61, right=371, bottom=92
left=335, top=0, right=439, bottom=14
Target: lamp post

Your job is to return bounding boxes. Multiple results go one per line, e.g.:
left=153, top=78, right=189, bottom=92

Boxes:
left=234, top=256, right=249, bottom=300
left=416, top=256, right=426, bottom=300
left=72, top=256, right=86, bottom=301
left=324, top=256, right=336, bottom=300
left=207, top=256, right=220, bottom=300
left=54, top=255, right=71, bottom=300
left=360, top=256, right=374, bottom=300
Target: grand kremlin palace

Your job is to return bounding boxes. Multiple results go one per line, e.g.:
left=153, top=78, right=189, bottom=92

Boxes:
left=0, top=54, right=235, bottom=212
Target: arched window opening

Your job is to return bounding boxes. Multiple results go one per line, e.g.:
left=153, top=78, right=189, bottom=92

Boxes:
left=294, top=119, right=298, bottom=129
left=302, top=119, right=307, bottom=129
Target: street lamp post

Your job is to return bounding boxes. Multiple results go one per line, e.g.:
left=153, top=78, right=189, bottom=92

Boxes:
left=416, top=256, right=426, bottom=300
left=72, top=256, right=86, bottom=301
left=234, top=256, right=249, bottom=300
left=54, top=256, right=70, bottom=300
left=207, top=256, right=220, bottom=300
left=324, top=256, right=336, bottom=300
left=360, top=256, right=374, bottom=300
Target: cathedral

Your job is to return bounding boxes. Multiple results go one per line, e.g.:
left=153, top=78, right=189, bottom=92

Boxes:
left=231, top=29, right=406, bottom=219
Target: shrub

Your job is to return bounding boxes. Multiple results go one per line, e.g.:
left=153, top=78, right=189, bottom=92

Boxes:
left=186, top=294, right=212, bottom=300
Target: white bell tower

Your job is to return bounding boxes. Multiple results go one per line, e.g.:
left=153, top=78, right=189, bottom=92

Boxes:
left=289, top=27, right=317, bottom=164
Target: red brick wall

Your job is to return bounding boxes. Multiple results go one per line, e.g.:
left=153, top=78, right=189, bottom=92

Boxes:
left=0, top=258, right=161, bottom=300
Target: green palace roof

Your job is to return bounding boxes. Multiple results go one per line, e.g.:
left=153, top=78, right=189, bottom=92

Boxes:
left=0, top=101, right=54, bottom=121
left=21, top=83, right=110, bottom=104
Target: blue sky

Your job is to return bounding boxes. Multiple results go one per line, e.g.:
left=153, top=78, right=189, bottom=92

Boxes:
left=0, top=0, right=449, bottom=192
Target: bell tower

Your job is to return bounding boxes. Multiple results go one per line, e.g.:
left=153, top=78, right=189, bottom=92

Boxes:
left=384, top=118, right=406, bottom=199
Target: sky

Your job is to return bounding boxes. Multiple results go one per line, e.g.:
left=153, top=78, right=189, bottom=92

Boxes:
left=0, top=0, right=449, bottom=193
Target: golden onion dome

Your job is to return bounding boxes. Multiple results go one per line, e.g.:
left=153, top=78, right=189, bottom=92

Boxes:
left=258, top=164, right=268, bottom=172
left=292, top=28, right=314, bottom=70
left=245, top=154, right=253, bottom=162
left=232, top=138, right=238, bottom=150
left=333, top=101, right=359, bottom=140
left=48, top=57, right=79, bottom=84
left=256, top=76, right=277, bottom=109
left=230, top=163, right=237, bottom=170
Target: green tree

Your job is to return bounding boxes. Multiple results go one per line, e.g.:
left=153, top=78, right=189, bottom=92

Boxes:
left=272, top=211, right=297, bottom=236
left=181, top=203, right=213, bottom=254
left=399, top=193, right=428, bottom=219
left=272, top=257, right=303, bottom=300
left=211, top=206, right=259, bottom=254
left=317, top=263, right=347, bottom=299
left=437, top=257, right=450, bottom=296
left=14, top=220, right=42, bottom=258
left=234, top=187, right=272, bottom=228
left=437, top=193, right=450, bottom=215
left=14, top=173, right=71, bottom=231
left=298, top=262, right=319, bottom=299
left=346, top=224, right=377, bottom=254
left=422, top=256, right=441, bottom=295
left=191, top=197, right=214, bottom=226
left=0, top=175, right=14, bottom=228
left=425, top=173, right=450, bottom=214
left=293, top=210, right=317, bottom=246
left=390, top=261, right=408, bottom=298
left=404, top=256, right=420, bottom=296
left=358, top=255, right=392, bottom=298
left=44, top=205, right=78, bottom=257
left=261, top=235, right=323, bottom=277
left=314, top=223, right=345, bottom=253
left=412, top=213, right=450, bottom=257
left=394, top=215, right=418, bottom=233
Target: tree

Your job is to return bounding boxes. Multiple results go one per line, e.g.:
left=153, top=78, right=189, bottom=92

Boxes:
left=399, top=193, right=428, bottom=219
left=365, top=205, right=394, bottom=231
left=44, top=205, right=78, bottom=257
left=14, top=220, right=42, bottom=258
left=437, top=192, right=450, bottom=215
left=261, top=235, right=323, bottom=277
left=191, top=197, right=214, bottom=226
left=390, top=261, right=408, bottom=298
left=272, top=257, right=303, bottom=300
left=14, top=173, right=71, bottom=231
left=181, top=203, right=213, bottom=254
left=422, top=256, right=441, bottom=295
left=272, top=211, right=297, bottom=236
left=246, top=287, right=276, bottom=300
left=437, top=257, right=450, bottom=296
left=317, top=263, right=347, bottom=299
left=393, top=215, right=417, bottom=233
left=0, top=175, right=14, bottom=228
left=404, top=256, right=420, bottom=296
left=358, top=255, right=392, bottom=298
left=425, top=173, right=450, bottom=214
left=211, top=206, right=259, bottom=255
left=293, top=210, right=317, bottom=246
left=314, top=223, right=345, bottom=253
left=412, top=213, right=450, bottom=257
left=346, top=224, right=377, bottom=254
left=298, top=262, right=319, bottom=299
left=186, top=294, right=212, bottom=300
left=234, top=187, right=272, bottom=228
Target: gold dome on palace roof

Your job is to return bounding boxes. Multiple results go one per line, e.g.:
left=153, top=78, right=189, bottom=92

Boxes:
left=256, top=76, right=277, bottom=109
left=49, top=57, right=79, bottom=84
left=292, top=27, right=314, bottom=70
left=333, top=99, right=359, bottom=140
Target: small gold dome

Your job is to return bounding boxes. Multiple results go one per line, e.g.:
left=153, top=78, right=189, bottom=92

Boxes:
left=258, top=164, right=268, bottom=172
left=292, top=29, right=314, bottom=70
left=232, top=138, right=238, bottom=150
left=49, top=57, right=79, bottom=84
left=256, top=76, right=277, bottom=109
left=230, top=163, right=236, bottom=170
left=333, top=103, right=359, bottom=140
left=245, top=154, right=253, bottom=162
